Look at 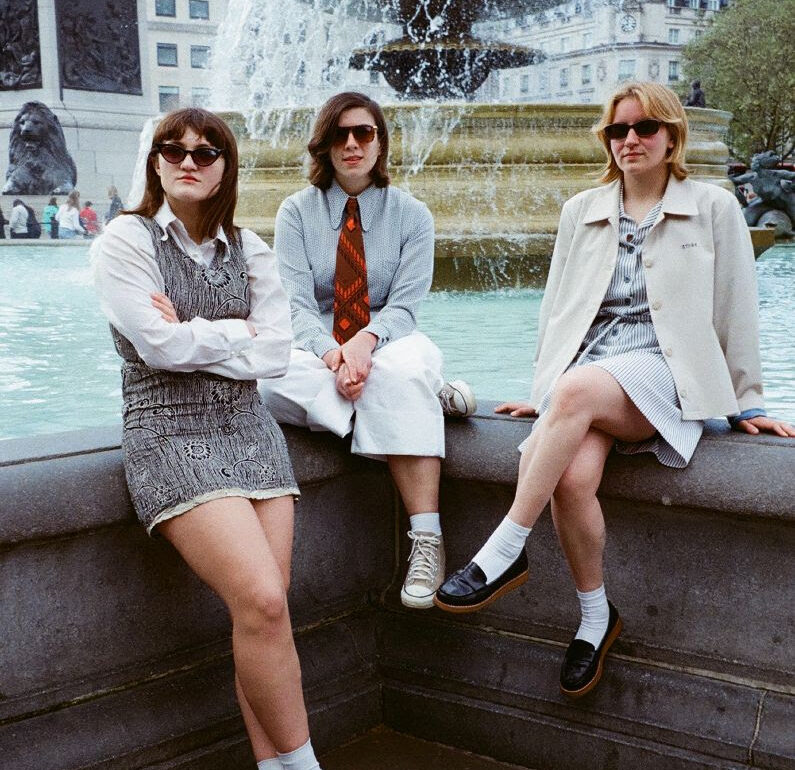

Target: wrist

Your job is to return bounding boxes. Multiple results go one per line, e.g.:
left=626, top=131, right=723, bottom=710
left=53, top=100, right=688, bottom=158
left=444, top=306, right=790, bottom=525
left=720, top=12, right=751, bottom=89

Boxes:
left=356, top=331, right=378, bottom=351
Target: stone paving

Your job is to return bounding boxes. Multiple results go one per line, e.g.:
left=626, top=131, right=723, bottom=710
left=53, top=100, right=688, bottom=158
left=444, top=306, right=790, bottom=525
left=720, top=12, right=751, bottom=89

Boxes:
left=322, top=727, right=531, bottom=770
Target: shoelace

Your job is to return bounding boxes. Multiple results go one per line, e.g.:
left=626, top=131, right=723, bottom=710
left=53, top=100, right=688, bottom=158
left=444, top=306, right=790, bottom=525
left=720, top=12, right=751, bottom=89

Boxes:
left=406, top=532, right=441, bottom=582
left=438, top=388, right=463, bottom=415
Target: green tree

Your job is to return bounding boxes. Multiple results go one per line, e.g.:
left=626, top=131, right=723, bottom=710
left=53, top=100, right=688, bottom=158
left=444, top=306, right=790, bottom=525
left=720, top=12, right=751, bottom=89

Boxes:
left=682, top=0, right=794, bottom=162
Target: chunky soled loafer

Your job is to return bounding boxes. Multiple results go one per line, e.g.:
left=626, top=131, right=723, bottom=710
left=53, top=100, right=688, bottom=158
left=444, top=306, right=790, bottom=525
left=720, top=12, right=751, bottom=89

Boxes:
left=560, top=601, right=623, bottom=698
left=433, top=549, right=529, bottom=613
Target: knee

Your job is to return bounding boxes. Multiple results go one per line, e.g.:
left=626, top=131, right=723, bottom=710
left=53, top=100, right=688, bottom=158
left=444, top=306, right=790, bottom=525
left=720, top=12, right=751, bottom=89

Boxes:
left=232, top=582, right=288, bottom=633
left=553, top=459, right=601, bottom=509
left=548, top=371, right=595, bottom=419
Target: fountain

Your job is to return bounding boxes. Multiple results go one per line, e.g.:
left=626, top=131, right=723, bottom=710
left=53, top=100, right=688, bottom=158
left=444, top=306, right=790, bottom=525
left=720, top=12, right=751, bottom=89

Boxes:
left=217, top=0, right=732, bottom=286
left=349, top=0, right=542, bottom=100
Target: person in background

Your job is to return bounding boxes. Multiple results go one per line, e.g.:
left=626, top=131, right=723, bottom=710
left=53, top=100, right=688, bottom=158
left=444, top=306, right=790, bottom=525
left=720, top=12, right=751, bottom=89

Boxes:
left=9, top=198, right=29, bottom=238
left=0, top=203, right=7, bottom=239
left=92, top=107, right=324, bottom=770
left=80, top=201, right=100, bottom=237
left=435, top=81, right=794, bottom=699
left=260, top=91, right=477, bottom=611
left=56, top=190, right=85, bottom=239
left=106, top=185, right=124, bottom=223
left=43, top=197, right=59, bottom=239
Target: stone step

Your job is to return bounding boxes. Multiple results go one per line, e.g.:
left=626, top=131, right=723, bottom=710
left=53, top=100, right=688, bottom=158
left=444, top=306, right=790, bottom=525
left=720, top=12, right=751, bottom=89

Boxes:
left=322, top=727, right=533, bottom=770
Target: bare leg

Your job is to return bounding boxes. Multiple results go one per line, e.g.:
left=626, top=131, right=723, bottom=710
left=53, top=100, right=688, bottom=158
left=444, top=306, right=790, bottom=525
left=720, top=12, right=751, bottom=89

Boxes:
left=387, top=455, right=441, bottom=514
left=233, top=496, right=296, bottom=761
left=507, top=366, right=655, bottom=528
left=551, top=429, right=614, bottom=591
left=158, top=496, right=310, bottom=755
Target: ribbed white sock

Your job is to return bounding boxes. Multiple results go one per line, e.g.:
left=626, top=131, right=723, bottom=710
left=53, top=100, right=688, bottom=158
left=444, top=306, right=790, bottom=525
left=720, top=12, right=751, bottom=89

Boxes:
left=574, top=584, right=610, bottom=647
left=257, top=759, right=283, bottom=770
left=409, top=512, right=442, bottom=536
left=472, top=516, right=531, bottom=584
left=278, top=738, right=321, bottom=770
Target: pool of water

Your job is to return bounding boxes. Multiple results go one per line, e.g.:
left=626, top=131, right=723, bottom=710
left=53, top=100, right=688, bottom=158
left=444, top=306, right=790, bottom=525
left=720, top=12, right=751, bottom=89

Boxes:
left=0, top=243, right=793, bottom=440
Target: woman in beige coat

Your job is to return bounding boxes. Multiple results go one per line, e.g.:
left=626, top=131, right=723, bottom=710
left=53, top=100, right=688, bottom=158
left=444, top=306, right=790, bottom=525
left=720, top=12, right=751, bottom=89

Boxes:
left=434, top=82, right=794, bottom=697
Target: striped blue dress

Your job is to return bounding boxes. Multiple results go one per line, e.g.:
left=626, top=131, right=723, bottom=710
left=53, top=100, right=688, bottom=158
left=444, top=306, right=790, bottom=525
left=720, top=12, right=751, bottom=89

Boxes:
left=534, top=192, right=703, bottom=468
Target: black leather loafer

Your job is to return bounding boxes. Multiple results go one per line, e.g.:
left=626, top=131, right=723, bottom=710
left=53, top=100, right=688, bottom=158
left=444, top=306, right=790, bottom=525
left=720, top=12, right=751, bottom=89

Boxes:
left=433, top=549, right=529, bottom=613
left=560, top=601, right=622, bottom=698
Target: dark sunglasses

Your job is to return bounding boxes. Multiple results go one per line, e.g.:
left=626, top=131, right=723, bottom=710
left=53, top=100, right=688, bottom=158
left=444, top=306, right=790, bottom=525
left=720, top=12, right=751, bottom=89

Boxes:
left=153, top=143, right=225, bottom=166
left=332, top=124, right=378, bottom=146
left=604, top=119, right=662, bottom=140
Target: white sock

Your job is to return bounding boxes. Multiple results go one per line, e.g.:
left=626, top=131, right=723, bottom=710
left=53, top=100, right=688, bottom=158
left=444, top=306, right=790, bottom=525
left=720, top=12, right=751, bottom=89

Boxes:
left=472, top=516, right=531, bottom=584
left=258, top=759, right=283, bottom=770
left=278, top=738, right=321, bottom=770
left=574, top=584, right=610, bottom=647
left=409, top=512, right=442, bottom=536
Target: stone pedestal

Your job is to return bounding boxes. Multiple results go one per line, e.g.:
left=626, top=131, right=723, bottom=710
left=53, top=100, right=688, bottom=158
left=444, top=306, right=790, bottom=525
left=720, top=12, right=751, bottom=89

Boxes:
left=0, top=0, right=153, bottom=204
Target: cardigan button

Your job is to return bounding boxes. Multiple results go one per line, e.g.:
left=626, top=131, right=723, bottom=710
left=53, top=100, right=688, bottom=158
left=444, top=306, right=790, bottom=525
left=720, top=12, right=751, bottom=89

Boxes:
left=652, top=300, right=662, bottom=310
left=664, top=347, right=673, bottom=357
left=680, top=389, right=688, bottom=399
left=643, top=258, right=653, bottom=268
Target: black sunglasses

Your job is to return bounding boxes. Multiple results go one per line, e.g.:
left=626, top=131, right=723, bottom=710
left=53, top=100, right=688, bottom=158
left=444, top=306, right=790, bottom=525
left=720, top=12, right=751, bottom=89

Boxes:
left=332, top=124, right=378, bottom=147
left=154, top=143, right=225, bottom=166
left=604, top=119, right=662, bottom=140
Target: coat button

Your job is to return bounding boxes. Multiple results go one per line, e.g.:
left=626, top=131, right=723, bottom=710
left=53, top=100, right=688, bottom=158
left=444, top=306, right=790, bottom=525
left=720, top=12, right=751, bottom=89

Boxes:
left=644, top=258, right=653, bottom=268
left=664, top=347, right=673, bottom=357
left=652, top=300, right=662, bottom=310
left=680, top=388, right=688, bottom=399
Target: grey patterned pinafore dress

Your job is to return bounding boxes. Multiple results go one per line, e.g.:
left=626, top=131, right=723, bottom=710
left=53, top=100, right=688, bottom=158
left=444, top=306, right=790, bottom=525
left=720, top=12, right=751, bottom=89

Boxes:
left=111, top=216, right=299, bottom=534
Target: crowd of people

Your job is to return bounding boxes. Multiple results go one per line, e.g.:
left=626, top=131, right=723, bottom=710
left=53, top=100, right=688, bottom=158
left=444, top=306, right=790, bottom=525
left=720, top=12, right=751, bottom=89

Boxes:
left=85, top=83, right=792, bottom=770
left=0, top=185, right=124, bottom=239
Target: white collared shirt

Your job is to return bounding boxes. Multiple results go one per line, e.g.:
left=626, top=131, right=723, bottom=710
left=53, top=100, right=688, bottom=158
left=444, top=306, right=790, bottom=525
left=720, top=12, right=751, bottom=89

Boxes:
left=90, top=200, right=292, bottom=380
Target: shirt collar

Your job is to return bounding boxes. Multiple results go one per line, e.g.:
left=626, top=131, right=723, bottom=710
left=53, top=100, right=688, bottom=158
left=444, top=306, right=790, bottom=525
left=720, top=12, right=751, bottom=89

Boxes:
left=154, top=200, right=230, bottom=259
left=327, top=179, right=381, bottom=232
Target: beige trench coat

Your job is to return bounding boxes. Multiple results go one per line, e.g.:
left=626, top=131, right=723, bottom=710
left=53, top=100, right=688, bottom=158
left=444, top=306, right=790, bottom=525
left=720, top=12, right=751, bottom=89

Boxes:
left=530, top=176, right=764, bottom=420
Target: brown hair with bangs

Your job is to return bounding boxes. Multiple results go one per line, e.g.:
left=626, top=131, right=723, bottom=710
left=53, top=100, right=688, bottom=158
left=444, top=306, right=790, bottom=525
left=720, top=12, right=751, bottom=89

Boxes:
left=125, top=108, right=239, bottom=242
left=308, top=92, right=390, bottom=190
left=593, top=81, right=689, bottom=184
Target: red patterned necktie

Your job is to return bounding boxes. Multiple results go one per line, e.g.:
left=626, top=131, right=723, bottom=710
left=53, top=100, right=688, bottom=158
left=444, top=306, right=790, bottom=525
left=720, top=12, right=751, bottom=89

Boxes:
left=333, top=197, right=370, bottom=344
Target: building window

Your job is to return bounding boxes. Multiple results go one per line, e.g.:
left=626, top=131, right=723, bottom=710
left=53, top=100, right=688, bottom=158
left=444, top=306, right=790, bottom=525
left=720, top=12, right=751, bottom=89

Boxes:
left=191, top=88, right=211, bottom=107
left=560, top=67, right=569, bottom=88
left=694, top=28, right=703, bottom=38
left=539, top=70, right=549, bottom=93
left=159, top=86, right=180, bottom=112
left=668, top=60, right=680, bottom=81
left=369, top=70, right=379, bottom=85
left=520, top=74, right=530, bottom=94
left=581, top=63, right=591, bottom=85
left=502, top=76, right=512, bottom=97
left=668, top=28, right=680, bottom=43
left=157, top=43, right=178, bottom=67
left=582, top=31, right=592, bottom=49
left=155, top=0, right=176, bottom=16
left=707, top=0, right=719, bottom=9
left=189, top=0, right=209, bottom=20
left=618, top=59, right=636, bottom=81
left=689, top=0, right=699, bottom=8
left=560, top=36, right=569, bottom=53
left=191, top=46, right=210, bottom=69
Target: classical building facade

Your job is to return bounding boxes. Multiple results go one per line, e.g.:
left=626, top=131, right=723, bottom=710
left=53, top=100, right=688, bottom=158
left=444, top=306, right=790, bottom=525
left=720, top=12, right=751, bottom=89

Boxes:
left=489, top=0, right=729, bottom=105
left=146, top=0, right=229, bottom=114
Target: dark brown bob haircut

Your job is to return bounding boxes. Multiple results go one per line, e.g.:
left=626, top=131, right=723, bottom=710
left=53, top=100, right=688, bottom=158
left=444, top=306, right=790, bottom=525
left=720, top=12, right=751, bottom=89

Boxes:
left=126, top=108, right=239, bottom=243
left=308, top=92, right=390, bottom=190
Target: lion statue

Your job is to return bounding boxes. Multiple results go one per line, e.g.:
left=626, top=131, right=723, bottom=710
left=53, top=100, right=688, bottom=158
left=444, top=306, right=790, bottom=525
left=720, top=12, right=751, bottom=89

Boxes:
left=2, top=101, right=77, bottom=195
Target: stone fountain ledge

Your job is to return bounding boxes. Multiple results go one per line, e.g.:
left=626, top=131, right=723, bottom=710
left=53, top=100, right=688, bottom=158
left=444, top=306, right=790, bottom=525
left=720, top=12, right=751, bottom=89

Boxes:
left=0, top=405, right=792, bottom=769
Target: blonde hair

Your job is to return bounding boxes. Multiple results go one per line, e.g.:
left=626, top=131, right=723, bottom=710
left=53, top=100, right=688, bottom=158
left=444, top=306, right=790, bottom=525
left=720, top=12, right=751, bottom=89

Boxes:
left=593, top=81, right=689, bottom=184
left=66, top=190, right=80, bottom=210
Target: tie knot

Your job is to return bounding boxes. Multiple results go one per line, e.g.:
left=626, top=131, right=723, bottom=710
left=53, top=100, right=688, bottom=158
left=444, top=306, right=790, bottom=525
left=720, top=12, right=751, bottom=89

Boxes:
left=346, top=197, right=359, bottom=216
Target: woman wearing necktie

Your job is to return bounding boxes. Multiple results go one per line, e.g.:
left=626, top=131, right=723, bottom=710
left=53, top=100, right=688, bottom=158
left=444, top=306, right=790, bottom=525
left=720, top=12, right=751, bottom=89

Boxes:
left=434, top=82, right=794, bottom=697
left=261, top=91, right=476, bottom=610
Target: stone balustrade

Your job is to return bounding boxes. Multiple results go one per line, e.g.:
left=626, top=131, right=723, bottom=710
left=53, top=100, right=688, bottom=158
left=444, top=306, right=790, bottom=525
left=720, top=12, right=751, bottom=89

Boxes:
left=0, top=404, right=792, bottom=769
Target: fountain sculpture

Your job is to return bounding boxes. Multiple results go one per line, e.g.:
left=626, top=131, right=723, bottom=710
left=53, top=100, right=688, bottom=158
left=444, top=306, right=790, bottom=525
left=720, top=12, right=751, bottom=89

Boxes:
left=349, top=0, right=542, bottom=100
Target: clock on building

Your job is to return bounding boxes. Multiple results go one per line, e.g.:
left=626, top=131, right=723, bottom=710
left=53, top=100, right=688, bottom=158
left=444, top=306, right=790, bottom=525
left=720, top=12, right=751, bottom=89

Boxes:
left=620, top=13, right=637, bottom=32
